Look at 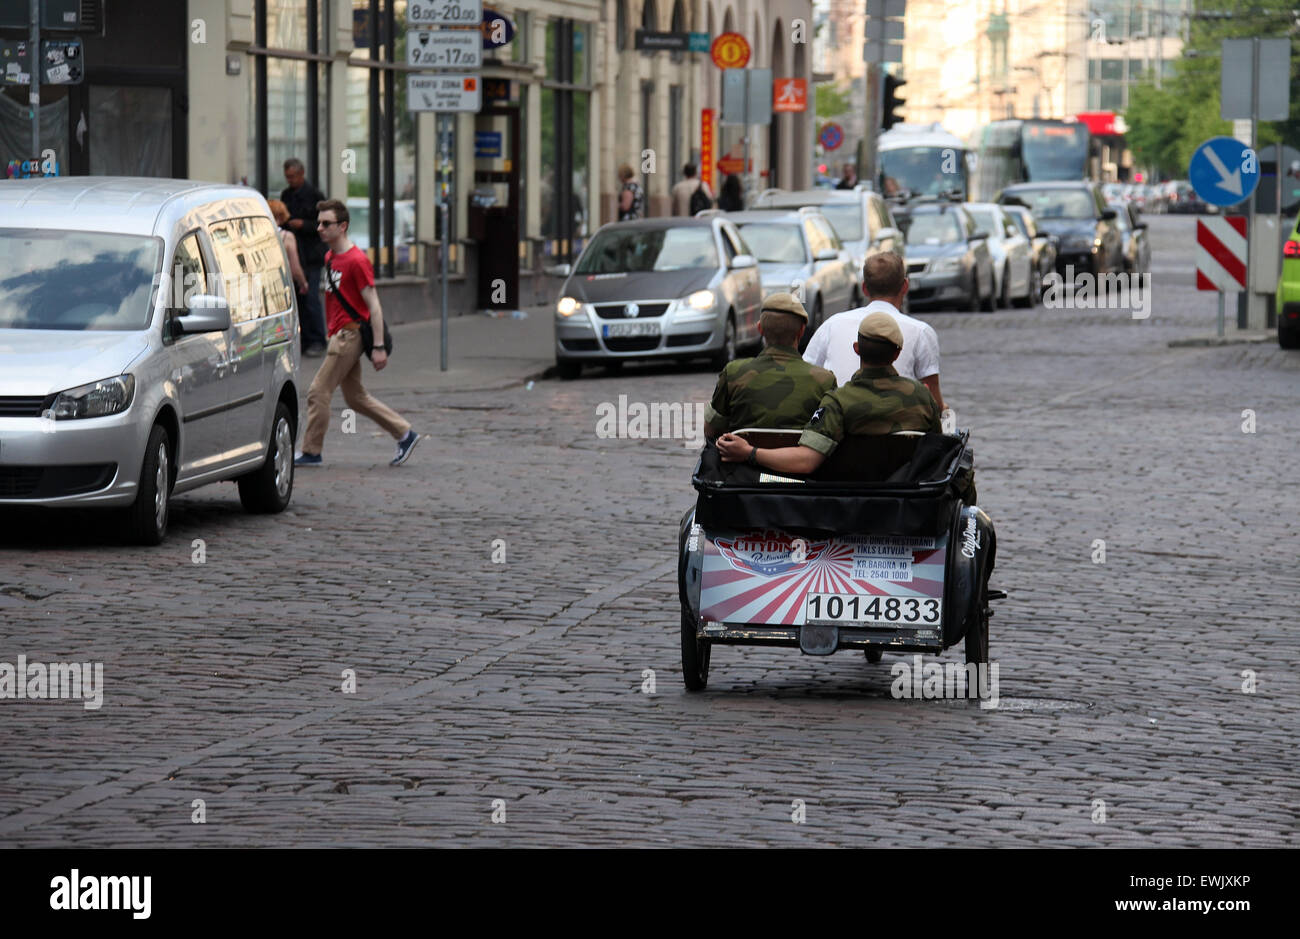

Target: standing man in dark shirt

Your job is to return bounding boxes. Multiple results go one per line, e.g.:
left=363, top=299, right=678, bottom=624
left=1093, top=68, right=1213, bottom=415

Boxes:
left=280, top=157, right=328, bottom=356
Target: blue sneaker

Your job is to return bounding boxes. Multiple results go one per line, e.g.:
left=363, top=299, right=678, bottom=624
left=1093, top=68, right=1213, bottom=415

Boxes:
left=294, top=452, right=323, bottom=466
left=390, top=430, right=421, bottom=466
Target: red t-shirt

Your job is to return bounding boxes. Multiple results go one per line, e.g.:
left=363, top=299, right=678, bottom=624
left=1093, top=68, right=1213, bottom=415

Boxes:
left=323, top=245, right=375, bottom=336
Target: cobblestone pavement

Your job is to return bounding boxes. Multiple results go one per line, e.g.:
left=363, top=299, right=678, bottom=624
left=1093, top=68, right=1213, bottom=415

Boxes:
left=1, top=216, right=1297, bottom=847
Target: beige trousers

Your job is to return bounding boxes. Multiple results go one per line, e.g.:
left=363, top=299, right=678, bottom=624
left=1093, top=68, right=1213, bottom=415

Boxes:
left=302, top=327, right=410, bottom=455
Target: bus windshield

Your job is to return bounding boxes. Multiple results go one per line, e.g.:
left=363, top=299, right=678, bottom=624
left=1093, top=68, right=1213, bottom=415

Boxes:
left=880, top=147, right=967, bottom=198
left=1021, top=122, right=1089, bottom=180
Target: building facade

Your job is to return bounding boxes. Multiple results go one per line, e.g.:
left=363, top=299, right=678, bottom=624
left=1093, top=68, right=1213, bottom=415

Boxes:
left=1, top=0, right=813, bottom=320
left=901, top=0, right=1186, bottom=175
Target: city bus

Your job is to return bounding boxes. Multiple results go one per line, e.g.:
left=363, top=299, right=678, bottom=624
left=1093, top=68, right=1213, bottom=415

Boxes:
left=876, top=123, right=971, bottom=202
left=970, top=118, right=1091, bottom=201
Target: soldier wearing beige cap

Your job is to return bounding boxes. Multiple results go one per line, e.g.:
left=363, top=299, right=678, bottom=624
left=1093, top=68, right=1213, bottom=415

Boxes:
left=704, top=292, right=837, bottom=439
left=716, top=308, right=941, bottom=475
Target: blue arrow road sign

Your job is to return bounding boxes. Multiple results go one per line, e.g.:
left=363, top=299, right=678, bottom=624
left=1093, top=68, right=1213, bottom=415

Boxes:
left=1189, top=136, right=1260, bottom=207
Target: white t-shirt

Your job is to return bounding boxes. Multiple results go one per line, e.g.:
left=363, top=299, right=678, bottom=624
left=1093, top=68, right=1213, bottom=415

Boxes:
left=802, top=300, right=941, bottom=386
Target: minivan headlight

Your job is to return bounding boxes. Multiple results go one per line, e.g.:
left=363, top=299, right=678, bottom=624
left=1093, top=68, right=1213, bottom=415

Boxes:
left=556, top=296, right=582, bottom=317
left=687, top=289, right=715, bottom=310
left=49, top=375, right=135, bottom=420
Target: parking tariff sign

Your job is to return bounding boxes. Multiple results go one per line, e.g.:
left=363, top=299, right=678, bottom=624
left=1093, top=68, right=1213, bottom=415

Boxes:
left=409, top=0, right=482, bottom=26
left=407, top=30, right=481, bottom=68
left=407, top=73, right=481, bottom=112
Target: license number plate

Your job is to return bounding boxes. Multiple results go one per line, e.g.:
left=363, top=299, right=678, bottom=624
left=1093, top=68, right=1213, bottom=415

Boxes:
left=603, top=322, right=660, bottom=338
left=804, top=592, right=941, bottom=625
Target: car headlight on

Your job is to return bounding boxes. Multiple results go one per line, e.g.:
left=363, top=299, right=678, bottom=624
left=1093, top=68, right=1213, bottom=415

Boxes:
left=556, top=296, right=582, bottom=317
left=686, top=289, right=715, bottom=310
left=49, top=375, right=135, bottom=420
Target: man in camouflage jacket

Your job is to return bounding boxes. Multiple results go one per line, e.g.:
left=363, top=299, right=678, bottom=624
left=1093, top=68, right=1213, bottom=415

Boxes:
left=703, top=293, right=837, bottom=439
left=715, top=311, right=941, bottom=474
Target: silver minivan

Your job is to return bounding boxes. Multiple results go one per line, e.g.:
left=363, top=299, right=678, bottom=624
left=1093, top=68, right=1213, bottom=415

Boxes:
left=0, top=177, right=301, bottom=544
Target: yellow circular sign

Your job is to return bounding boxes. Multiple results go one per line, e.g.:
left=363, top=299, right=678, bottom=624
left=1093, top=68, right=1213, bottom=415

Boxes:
left=710, top=32, right=751, bottom=70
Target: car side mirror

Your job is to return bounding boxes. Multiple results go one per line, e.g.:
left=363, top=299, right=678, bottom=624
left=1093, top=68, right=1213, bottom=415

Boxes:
left=545, top=262, right=572, bottom=277
left=969, top=230, right=989, bottom=241
left=874, top=226, right=901, bottom=244
left=814, top=248, right=840, bottom=261
left=730, top=253, right=757, bottom=269
left=176, top=295, right=231, bottom=334
left=1100, top=208, right=1118, bottom=221
left=1032, top=232, right=1048, bottom=241
left=1135, top=220, right=1148, bottom=229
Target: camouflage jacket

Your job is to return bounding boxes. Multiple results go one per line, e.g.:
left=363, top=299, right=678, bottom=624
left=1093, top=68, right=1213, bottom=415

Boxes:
left=799, top=364, right=942, bottom=455
left=705, top=344, right=837, bottom=432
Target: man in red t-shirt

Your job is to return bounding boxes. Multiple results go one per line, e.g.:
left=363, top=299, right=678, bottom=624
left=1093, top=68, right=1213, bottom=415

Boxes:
left=296, top=199, right=421, bottom=466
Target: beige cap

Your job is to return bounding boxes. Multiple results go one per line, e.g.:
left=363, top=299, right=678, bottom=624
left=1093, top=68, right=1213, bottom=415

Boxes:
left=760, top=292, right=809, bottom=323
left=857, top=311, right=904, bottom=348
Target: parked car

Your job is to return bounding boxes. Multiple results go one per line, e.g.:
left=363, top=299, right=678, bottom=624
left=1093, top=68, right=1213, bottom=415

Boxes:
left=896, top=202, right=994, bottom=312
left=1003, top=203, right=1058, bottom=298
left=751, top=188, right=905, bottom=302
left=1109, top=200, right=1151, bottom=275
left=723, top=208, right=860, bottom=339
left=1166, top=180, right=1217, bottom=215
left=996, top=181, right=1124, bottom=279
left=963, top=202, right=1036, bottom=307
left=0, top=177, right=302, bottom=544
left=551, top=217, right=762, bottom=378
left=1275, top=215, right=1300, bottom=348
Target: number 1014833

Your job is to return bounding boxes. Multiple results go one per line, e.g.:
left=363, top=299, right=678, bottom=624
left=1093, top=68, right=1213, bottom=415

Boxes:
left=805, top=593, right=941, bottom=625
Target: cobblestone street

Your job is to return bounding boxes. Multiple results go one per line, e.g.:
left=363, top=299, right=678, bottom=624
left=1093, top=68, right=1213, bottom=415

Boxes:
left=2, top=216, right=1297, bottom=847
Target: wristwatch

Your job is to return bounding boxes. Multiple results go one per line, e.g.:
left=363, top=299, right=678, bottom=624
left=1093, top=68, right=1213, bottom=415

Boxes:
left=746, top=446, right=760, bottom=467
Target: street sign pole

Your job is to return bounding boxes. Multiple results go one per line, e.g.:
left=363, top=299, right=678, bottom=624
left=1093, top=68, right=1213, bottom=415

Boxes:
left=29, top=0, right=39, bottom=153
left=1247, top=38, right=1258, bottom=329
left=439, top=112, right=451, bottom=372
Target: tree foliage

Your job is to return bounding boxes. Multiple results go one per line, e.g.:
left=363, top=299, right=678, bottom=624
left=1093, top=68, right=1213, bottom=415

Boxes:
left=1124, top=1, right=1298, bottom=178
left=815, top=82, right=853, bottom=121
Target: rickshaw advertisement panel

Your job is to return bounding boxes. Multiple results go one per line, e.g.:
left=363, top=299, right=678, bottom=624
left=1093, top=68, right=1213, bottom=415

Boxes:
left=699, top=529, right=947, bottom=626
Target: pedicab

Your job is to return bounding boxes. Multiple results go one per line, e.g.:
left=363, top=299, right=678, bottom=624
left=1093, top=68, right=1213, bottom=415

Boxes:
left=677, top=428, right=1002, bottom=690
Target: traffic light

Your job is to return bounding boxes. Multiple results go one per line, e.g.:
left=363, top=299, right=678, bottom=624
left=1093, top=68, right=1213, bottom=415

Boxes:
left=882, top=74, right=906, bottom=130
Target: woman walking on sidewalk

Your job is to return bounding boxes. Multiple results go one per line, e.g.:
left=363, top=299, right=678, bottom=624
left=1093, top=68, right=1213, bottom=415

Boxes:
left=295, top=199, right=421, bottom=467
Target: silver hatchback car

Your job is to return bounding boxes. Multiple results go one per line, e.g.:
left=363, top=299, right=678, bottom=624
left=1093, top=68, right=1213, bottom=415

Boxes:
left=0, top=177, right=301, bottom=544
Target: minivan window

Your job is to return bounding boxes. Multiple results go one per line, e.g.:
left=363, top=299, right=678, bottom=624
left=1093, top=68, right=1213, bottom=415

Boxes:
left=206, top=217, right=293, bottom=322
left=0, top=229, right=162, bottom=330
left=818, top=203, right=864, bottom=241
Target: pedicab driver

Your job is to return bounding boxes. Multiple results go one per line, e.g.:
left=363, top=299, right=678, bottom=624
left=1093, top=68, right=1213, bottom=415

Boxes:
left=703, top=293, right=837, bottom=440
left=715, top=312, right=941, bottom=474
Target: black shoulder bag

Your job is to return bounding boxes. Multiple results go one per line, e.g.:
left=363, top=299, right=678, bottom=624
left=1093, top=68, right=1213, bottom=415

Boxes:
left=324, top=261, right=394, bottom=359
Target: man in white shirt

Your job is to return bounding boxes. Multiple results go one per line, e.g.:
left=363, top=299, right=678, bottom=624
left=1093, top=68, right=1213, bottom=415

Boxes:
left=803, top=252, right=946, bottom=412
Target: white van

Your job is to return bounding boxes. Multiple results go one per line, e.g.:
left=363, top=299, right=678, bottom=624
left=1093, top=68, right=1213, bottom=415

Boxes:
left=0, top=177, right=301, bottom=544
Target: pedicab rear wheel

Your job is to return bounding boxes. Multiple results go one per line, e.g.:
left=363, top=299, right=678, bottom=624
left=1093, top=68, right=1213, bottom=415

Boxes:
left=681, top=605, right=711, bottom=691
left=964, top=575, right=991, bottom=697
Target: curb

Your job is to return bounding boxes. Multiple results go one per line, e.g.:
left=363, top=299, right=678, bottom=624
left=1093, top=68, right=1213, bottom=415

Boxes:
left=1167, top=333, right=1275, bottom=348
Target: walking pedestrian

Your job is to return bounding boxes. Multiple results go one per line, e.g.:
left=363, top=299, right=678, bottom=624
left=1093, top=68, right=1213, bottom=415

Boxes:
left=836, top=164, right=858, bottom=190
left=267, top=199, right=311, bottom=311
left=280, top=157, right=328, bottom=356
left=671, top=163, right=714, bottom=216
left=617, top=163, right=644, bottom=220
left=717, top=174, right=744, bottom=211
left=295, top=200, right=421, bottom=468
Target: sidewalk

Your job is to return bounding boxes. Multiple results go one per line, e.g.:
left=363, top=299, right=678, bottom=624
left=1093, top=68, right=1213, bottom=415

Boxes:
left=299, top=298, right=557, bottom=395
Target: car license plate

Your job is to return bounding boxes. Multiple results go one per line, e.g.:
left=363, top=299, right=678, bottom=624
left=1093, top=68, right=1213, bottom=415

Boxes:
left=603, top=322, right=660, bottom=338
left=804, top=592, right=941, bottom=625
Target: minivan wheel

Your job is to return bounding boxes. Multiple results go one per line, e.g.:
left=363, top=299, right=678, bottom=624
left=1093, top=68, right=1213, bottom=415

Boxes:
left=238, top=402, right=295, bottom=514
left=123, top=423, right=172, bottom=546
